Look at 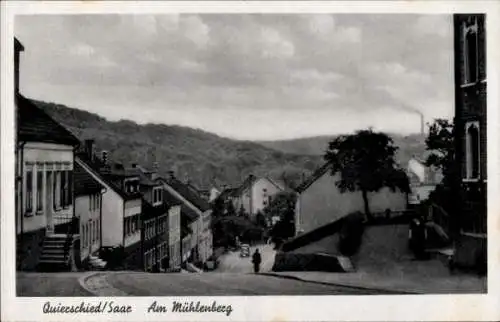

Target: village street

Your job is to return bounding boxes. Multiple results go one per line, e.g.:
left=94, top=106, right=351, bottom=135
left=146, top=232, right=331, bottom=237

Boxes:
left=17, top=271, right=396, bottom=296
left=215, top=244, right=276, bottom=273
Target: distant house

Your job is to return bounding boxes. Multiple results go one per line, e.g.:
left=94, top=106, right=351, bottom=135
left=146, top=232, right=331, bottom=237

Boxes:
left=74, top=162, right=104, bottom=265
left=407, top=157, right=443, bottom=205
left=15, top=38, right=82, bottom=271
left=156, top=172, right=213, bottom=266
left=295, top=163, right=408, bottom=235
left=227, top=174, right=285, bottom=219
left=75, top=145, right=143, bottom=270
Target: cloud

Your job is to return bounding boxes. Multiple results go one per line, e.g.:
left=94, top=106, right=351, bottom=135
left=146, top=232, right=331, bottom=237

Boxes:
left=414, top=15, right=452, bottom=38
left=15, top=14, right=454, bottom=139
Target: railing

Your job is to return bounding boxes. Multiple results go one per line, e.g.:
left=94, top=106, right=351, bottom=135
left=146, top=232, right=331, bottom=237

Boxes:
left=428, top=202, right=451, bottom=238
left=63, top=216, right=79, bottom=265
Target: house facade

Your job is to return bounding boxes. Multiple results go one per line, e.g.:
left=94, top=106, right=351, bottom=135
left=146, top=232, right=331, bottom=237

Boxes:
left=229, top=175, right=285, bottom=219
left=157, top=173, right=213, bottom=266
left=129, top=165, right=170, bottom=272
left=75, top=146, right=144, bottom=270
left=295, top=163, right=408, bottom=235
left=15, top=38, right=81, bottom=271
left=74, top=162, right=103, bottom=264
left=163, top=190, right=182, bottom=271
left=407, top=157, right=443, bottom=205
left=452, top=14, right=487, bottom=270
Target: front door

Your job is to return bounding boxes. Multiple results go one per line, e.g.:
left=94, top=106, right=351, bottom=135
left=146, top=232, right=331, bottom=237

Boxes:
left=46, top=171, right=54, bottom=234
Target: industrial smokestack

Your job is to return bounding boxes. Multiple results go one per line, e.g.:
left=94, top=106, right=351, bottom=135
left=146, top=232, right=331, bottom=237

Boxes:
left=420, top=113, right=424, bottom=136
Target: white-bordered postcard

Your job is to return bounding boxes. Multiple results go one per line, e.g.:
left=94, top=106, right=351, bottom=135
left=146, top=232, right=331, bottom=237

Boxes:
left=1, top=1, right=499, bottom=321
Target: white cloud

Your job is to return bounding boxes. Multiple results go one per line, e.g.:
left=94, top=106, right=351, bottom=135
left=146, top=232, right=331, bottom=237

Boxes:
left=16, top=14, right=454, bottom=140
left=259, top=27, right=295, bottom=59
left=414, top=15, right=451, bottom=38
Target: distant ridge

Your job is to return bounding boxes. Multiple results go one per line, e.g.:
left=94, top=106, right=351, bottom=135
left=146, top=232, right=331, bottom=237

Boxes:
left=33, top=99, right=323, bottom=189
left=33, top=99, right=426, bottom=189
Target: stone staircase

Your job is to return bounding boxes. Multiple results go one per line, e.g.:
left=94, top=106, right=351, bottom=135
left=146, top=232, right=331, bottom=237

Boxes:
left=88, top=254, right=107, bottom=270
left=38, top=234, right=73, bottom=271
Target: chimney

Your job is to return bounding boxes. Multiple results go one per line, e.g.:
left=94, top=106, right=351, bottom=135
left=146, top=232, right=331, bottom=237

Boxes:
left=153, top=162, right=159, bottom=172
left=101, top=150, right=108, bottom=165
left=420, top=113, right=425, bottom=136
left=84, top=139, right=95, bottom=161
left=14, top=38, right=24, bottom=94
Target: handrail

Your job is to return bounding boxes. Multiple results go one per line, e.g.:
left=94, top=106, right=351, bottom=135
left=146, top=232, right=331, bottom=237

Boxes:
left=430, top=202, right=449, bottom=218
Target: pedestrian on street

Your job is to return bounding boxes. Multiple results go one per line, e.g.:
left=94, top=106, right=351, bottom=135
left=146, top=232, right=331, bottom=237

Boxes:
left=252, top=248, right=262, bottom=273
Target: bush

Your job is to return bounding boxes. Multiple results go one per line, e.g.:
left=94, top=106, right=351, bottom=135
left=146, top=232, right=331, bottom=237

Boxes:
left=337, top=212, right=365, bottom=256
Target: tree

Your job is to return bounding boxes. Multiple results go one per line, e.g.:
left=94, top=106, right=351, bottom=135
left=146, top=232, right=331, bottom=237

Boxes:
left=264, top=191, right=297, bottom=242
left=324, top=129, right=410, bottom=218
left=225, top=201, right=236, bottom=217
left=255, top=210, right=268, bottom=228
left=425, top=119, right=455, bottom=186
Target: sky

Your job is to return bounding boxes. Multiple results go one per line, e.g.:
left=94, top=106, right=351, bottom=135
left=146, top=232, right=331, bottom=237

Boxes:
left=15, top=14, right=454, bottom=140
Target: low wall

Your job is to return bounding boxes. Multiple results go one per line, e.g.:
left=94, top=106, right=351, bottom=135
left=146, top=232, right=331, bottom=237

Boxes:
left=272, top=252, right=346, bottom=272
left=17, top=228, right=46, bottom=271
left=453, top=233, right=487, bottom=274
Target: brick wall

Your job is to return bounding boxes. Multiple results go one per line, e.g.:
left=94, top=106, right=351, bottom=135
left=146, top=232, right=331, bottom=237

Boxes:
left=454, top=14, right=487, bottom=235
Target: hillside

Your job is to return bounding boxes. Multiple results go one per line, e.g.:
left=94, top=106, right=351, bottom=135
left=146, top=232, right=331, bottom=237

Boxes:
left=258, top=133, right=427, bottom=168
left=34, top=100, right=322, bottom=189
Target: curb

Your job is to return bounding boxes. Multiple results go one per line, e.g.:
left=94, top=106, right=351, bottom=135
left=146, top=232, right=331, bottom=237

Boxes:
left=78, top=271, right=129, bottom=296
left=259, top=272, right=419, bottom=294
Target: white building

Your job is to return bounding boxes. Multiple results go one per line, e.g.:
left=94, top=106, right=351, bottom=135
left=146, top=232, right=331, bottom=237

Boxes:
left=295, top=163, right=408, bottom=235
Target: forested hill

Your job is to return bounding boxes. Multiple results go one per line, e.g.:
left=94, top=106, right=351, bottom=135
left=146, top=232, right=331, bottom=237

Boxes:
left=35, top=99, right=426, bottom=190
left=34, top=100, right=323, bottom=189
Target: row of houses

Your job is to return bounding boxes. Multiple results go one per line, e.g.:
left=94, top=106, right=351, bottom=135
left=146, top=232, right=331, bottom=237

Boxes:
left=15, top=38, right=213, bottom=272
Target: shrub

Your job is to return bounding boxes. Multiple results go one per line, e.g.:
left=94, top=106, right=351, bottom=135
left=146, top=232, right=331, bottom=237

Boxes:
left=337, top=212, right=365, bottom=256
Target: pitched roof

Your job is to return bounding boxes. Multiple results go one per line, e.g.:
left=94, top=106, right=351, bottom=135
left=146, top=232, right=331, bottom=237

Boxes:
left=233, top=175, right=257, bottom=196
left=181, top=205, right=199, bottom=222
left=125, top=166, right=159, bottom=187
left=157, top=176, right=210, bottom=212
left=162, top=189, right=183, bottom=207
left=74, top=162, right=103, bottom=196
left=17, top=94, right=80, bottom=146
left=296, top=163, right=331, bottom=193
left=218, top=188, right=237, bottom=200
left=76, top=154, right=142, bottom=201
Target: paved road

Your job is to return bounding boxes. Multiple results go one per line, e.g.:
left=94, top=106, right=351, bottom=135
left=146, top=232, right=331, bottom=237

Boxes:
left=216, top=244, right=276, bottom=273
left=17, top=272, right=92, bottom=297
left=105, top=272, right=388, bottom=295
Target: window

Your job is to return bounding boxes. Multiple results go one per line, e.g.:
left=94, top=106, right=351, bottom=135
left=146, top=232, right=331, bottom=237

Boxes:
left=36, top=171, right=44, bottom=212
left=89, top=194, right=100, bottom=211
left=153, top=187, right=163, bottom=205
left=25, top=169, right=33, bottom=214
left=465, top=122, right=480, bottom=179
left=60, top=170, right=72, bottom=207
left=125, top=215, right=140, bottom=236
left=464, top=22, right=479, bottom=84
left=53, top=171, right=59, bottom=209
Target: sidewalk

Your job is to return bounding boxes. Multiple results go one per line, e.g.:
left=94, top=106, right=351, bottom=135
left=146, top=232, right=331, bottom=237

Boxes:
left=262, top=260, right=487, bottom=294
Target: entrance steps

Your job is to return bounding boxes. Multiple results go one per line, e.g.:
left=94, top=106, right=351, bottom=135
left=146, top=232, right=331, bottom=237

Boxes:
left=38, top=234, right=72, bottom=271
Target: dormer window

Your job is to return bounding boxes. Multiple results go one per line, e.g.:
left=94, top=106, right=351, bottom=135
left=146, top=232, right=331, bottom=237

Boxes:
left=125, top=179, right=139, bottom=194
left=153, top=187, right=163, bottom=206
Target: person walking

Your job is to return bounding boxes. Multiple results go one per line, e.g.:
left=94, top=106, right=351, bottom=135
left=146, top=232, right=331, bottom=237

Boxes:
left=252, top=248, right=262, bottom=273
